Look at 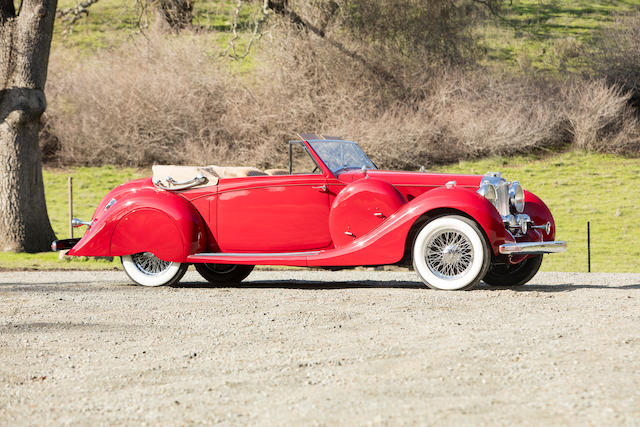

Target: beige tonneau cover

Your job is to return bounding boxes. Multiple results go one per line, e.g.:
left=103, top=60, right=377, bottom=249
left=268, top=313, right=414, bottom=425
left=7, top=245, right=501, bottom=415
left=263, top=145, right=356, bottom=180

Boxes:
left=152, top=165, right=288, bottom=190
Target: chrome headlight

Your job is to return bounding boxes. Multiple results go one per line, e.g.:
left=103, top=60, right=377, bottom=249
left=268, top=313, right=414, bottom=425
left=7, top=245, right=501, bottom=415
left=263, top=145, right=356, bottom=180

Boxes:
left=477, top=183, right=497, bottom=206
left=509, top=182, right=525, bottom=213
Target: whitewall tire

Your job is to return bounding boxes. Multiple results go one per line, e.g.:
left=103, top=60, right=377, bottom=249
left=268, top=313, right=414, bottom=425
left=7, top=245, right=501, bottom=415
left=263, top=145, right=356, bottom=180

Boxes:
left=413, top=215, right=491, bottom=290
left=121, top=252, right=188, bottom=287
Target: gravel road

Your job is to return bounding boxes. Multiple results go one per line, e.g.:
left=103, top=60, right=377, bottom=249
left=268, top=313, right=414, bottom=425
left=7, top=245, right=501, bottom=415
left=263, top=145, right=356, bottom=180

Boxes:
left=1, top=269, right=639, bottom=425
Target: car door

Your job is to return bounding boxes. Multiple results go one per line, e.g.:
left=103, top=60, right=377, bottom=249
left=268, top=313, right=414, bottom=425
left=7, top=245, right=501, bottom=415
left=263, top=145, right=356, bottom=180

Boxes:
left=216, top=143, right=332, bottom=252
left=216, top=174, right=331, bottom=252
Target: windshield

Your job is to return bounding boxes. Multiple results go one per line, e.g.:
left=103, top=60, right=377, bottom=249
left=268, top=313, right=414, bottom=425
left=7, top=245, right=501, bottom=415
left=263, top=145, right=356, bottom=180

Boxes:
left=309, top=141, right=377, bottom=174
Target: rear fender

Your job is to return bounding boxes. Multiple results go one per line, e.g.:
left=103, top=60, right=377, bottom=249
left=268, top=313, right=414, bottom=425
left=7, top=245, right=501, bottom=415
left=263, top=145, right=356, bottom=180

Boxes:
left=69, top=185, right=206, bottom=262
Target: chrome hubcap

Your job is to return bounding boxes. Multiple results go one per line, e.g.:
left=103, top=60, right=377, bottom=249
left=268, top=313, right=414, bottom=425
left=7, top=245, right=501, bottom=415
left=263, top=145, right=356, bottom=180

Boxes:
left=131, top=252, right=171, bottom=276
left=425, top=230, right=473, bottom=279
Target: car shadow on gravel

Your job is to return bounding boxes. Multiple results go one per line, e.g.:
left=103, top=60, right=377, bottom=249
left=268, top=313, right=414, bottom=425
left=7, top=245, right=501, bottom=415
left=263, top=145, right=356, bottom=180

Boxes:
left=175, top=281, right=640, bottom=291
left=489, top=283, right=640, bottom=292
left=174, top=279, right=426, bottom=289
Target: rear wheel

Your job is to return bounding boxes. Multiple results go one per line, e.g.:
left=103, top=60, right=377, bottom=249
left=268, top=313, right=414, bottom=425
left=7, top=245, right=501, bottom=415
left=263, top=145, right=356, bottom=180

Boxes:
left=194, top=263, right=254, bottom=285
left=121, top=252, right=188, bottom=287
left=483, top=254, right=543, bottom=287
left=412, top=215, right=491, bottom=291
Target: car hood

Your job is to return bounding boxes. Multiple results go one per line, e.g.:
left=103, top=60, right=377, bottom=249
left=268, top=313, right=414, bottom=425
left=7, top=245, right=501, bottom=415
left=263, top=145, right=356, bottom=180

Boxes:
left=337, top=169, right=484, bottom=189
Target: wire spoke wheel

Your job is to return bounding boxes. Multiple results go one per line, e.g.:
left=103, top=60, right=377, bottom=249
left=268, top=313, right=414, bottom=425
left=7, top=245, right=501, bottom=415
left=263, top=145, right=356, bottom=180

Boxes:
left=412, top=215, right=490, bottom=291
left=121, top=253, right=187, bottom=287
left=131, top=252, right=172, bottom=275
left=425, top=229, right=474, bottom=280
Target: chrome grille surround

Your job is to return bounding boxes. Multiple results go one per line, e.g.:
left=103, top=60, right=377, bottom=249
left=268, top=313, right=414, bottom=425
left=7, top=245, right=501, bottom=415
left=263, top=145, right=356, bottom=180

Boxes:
left=478, top=172, right=510, bottom=217
left=477, top=172, right=535, bottom=237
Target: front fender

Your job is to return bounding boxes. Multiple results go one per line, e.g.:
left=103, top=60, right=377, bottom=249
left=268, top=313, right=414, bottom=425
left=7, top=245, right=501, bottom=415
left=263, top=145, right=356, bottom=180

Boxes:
left=307, top=186, right=511, bottom=266
left=69, top=182, right=206, bottom=262
left=408, top=186, right=512, bottom=254
left=523, top=190, right=556, bottom=241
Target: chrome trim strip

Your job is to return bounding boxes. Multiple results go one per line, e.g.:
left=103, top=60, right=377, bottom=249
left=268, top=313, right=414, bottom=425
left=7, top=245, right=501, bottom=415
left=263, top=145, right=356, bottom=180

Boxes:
left=191, top=251, right=322, bottom=258
left=499, top=241, right=567, bottom=255
left=187, top=181, right=331, bottom=202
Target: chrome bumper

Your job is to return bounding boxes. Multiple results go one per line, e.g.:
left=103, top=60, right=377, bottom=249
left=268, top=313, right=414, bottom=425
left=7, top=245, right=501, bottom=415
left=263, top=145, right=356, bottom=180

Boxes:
left=499, top=241, right=567, bottom=255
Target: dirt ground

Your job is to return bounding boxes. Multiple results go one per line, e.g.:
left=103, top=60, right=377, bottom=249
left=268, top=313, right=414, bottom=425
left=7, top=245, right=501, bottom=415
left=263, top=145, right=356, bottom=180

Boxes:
left=0, top=269, right=638, bottom=425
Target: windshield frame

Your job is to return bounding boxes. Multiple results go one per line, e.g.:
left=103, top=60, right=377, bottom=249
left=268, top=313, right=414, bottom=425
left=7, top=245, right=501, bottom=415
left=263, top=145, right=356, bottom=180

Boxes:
left=305, top=140, right=377, bottom=176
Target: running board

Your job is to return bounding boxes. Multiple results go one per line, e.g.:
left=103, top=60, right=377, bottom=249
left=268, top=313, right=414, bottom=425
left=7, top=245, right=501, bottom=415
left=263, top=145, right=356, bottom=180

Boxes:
left=187, top=251, right=322, bottom=266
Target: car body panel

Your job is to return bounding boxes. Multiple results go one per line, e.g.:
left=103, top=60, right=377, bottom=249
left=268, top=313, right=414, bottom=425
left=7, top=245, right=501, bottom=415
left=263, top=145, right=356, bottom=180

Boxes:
left=216, top=174, right=332, bottom=252
left=69, top=184, right=206, bottom=261
left=329, top=178, right=406, bottom=248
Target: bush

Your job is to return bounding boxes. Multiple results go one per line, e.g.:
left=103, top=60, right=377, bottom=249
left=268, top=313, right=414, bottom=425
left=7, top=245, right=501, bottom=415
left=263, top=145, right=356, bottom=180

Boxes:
left=43, top=27, right=640, bottom=170
left=45, top=37, right=258, bottom=166
left=591, top=12, right=640, bottom=105
left=566, top=80, right=640, bottom=154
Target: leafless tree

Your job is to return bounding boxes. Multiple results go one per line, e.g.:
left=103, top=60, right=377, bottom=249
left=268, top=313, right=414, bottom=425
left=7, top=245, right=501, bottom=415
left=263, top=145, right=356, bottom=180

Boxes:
left=0, top=0, right=57, bottom=251
left=153, top=0, right=194, bottom=31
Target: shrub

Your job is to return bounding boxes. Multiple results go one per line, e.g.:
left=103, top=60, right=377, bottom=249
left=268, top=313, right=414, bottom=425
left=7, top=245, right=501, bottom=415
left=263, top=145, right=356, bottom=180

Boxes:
left=566, top=80, right=640, bottom=155
left=43, top=27, right=640, bottom=170
left=591, top=12, right=640, bottom=105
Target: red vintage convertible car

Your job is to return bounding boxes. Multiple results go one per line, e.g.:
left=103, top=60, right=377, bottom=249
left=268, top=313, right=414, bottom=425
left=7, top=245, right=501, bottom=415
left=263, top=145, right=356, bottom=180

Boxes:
left=53, top=134, right=566, bottom=290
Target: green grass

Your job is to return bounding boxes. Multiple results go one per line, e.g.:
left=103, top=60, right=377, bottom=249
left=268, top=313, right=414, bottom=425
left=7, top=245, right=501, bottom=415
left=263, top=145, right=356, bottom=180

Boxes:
left=2, top=151, right=639, bottom=272
left=479, top=0, right=639, bottom=73
left=435, top=151, right=640, bottom=273
left=43, top=166, right=144, bottom=238
left=52, top=0, right=260, bottom=51
left=0, top=167, right=144, bottom=271
left=51, top=0, right=640, bottom=76
left=0, top=252, right=119, bottom=270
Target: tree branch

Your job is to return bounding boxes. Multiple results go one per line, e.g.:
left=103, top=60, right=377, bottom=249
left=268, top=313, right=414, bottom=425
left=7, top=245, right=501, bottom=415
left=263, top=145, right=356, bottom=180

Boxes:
left=267, top=1, right=404, bottom=91
left=56, top=0, right=99, bottom=26
left=222, top=0, right=269, bottom=60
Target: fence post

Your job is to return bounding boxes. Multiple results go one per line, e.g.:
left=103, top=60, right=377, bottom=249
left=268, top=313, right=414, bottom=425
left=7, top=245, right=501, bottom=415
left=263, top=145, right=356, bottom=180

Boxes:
left=587, top=221, right=591, bottom=273
left=68, top=177, right=73, bottom=239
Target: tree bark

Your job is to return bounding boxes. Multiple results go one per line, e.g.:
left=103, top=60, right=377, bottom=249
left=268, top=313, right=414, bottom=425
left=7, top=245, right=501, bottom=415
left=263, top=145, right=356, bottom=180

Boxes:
left=0, top=0, right=57, bottom=252
left=153, top=0, right=194, bottom=32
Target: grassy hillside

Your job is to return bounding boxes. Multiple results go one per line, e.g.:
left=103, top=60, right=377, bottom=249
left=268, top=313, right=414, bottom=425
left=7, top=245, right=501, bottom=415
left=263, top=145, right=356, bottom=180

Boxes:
left=53, top=0, right=639, bottom=73
left=479, top=0, right=638, bottom=72
left=11, top=1, right=636, bottom=273
left=53, top=0, right=257, bottom=50
left=1, top=151, right=638, bottom=272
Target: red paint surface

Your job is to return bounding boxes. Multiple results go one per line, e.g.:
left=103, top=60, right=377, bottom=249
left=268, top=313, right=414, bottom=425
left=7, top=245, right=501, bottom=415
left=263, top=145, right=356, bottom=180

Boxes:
left=329, top=179, right=406, bottom=247
left=216, top=175, right=332, bottom=252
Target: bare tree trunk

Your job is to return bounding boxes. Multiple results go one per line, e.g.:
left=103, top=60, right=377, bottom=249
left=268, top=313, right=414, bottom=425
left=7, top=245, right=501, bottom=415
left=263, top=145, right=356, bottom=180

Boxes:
left=0, top=0, right=57, bottom=252
left=153, top=0, right=193, bottom=31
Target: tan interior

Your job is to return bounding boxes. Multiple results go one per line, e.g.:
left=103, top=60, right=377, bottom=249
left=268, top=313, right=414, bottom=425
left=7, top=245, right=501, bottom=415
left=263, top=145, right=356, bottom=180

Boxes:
left=152, top=164, right=288, bottom=189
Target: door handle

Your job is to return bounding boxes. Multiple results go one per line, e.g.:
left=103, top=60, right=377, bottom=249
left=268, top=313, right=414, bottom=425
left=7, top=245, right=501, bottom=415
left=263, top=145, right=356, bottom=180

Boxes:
left=312, top=185, right=328, bottom=193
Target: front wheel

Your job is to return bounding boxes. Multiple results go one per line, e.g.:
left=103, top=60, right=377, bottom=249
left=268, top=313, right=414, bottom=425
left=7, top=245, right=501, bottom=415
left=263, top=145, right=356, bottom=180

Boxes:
left=483, top=254, right=543, bottom=287
left=194, top=263, right=254, bottom=285
left=121, top=252, right=188, bottom=287
left=412, top=215, right=491, bottom=291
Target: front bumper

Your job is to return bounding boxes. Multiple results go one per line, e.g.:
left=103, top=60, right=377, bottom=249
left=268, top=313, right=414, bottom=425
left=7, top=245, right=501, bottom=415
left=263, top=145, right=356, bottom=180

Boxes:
left=51, top=238, right=80, bottom=251
left=499, top=240, right=567, bottom=255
